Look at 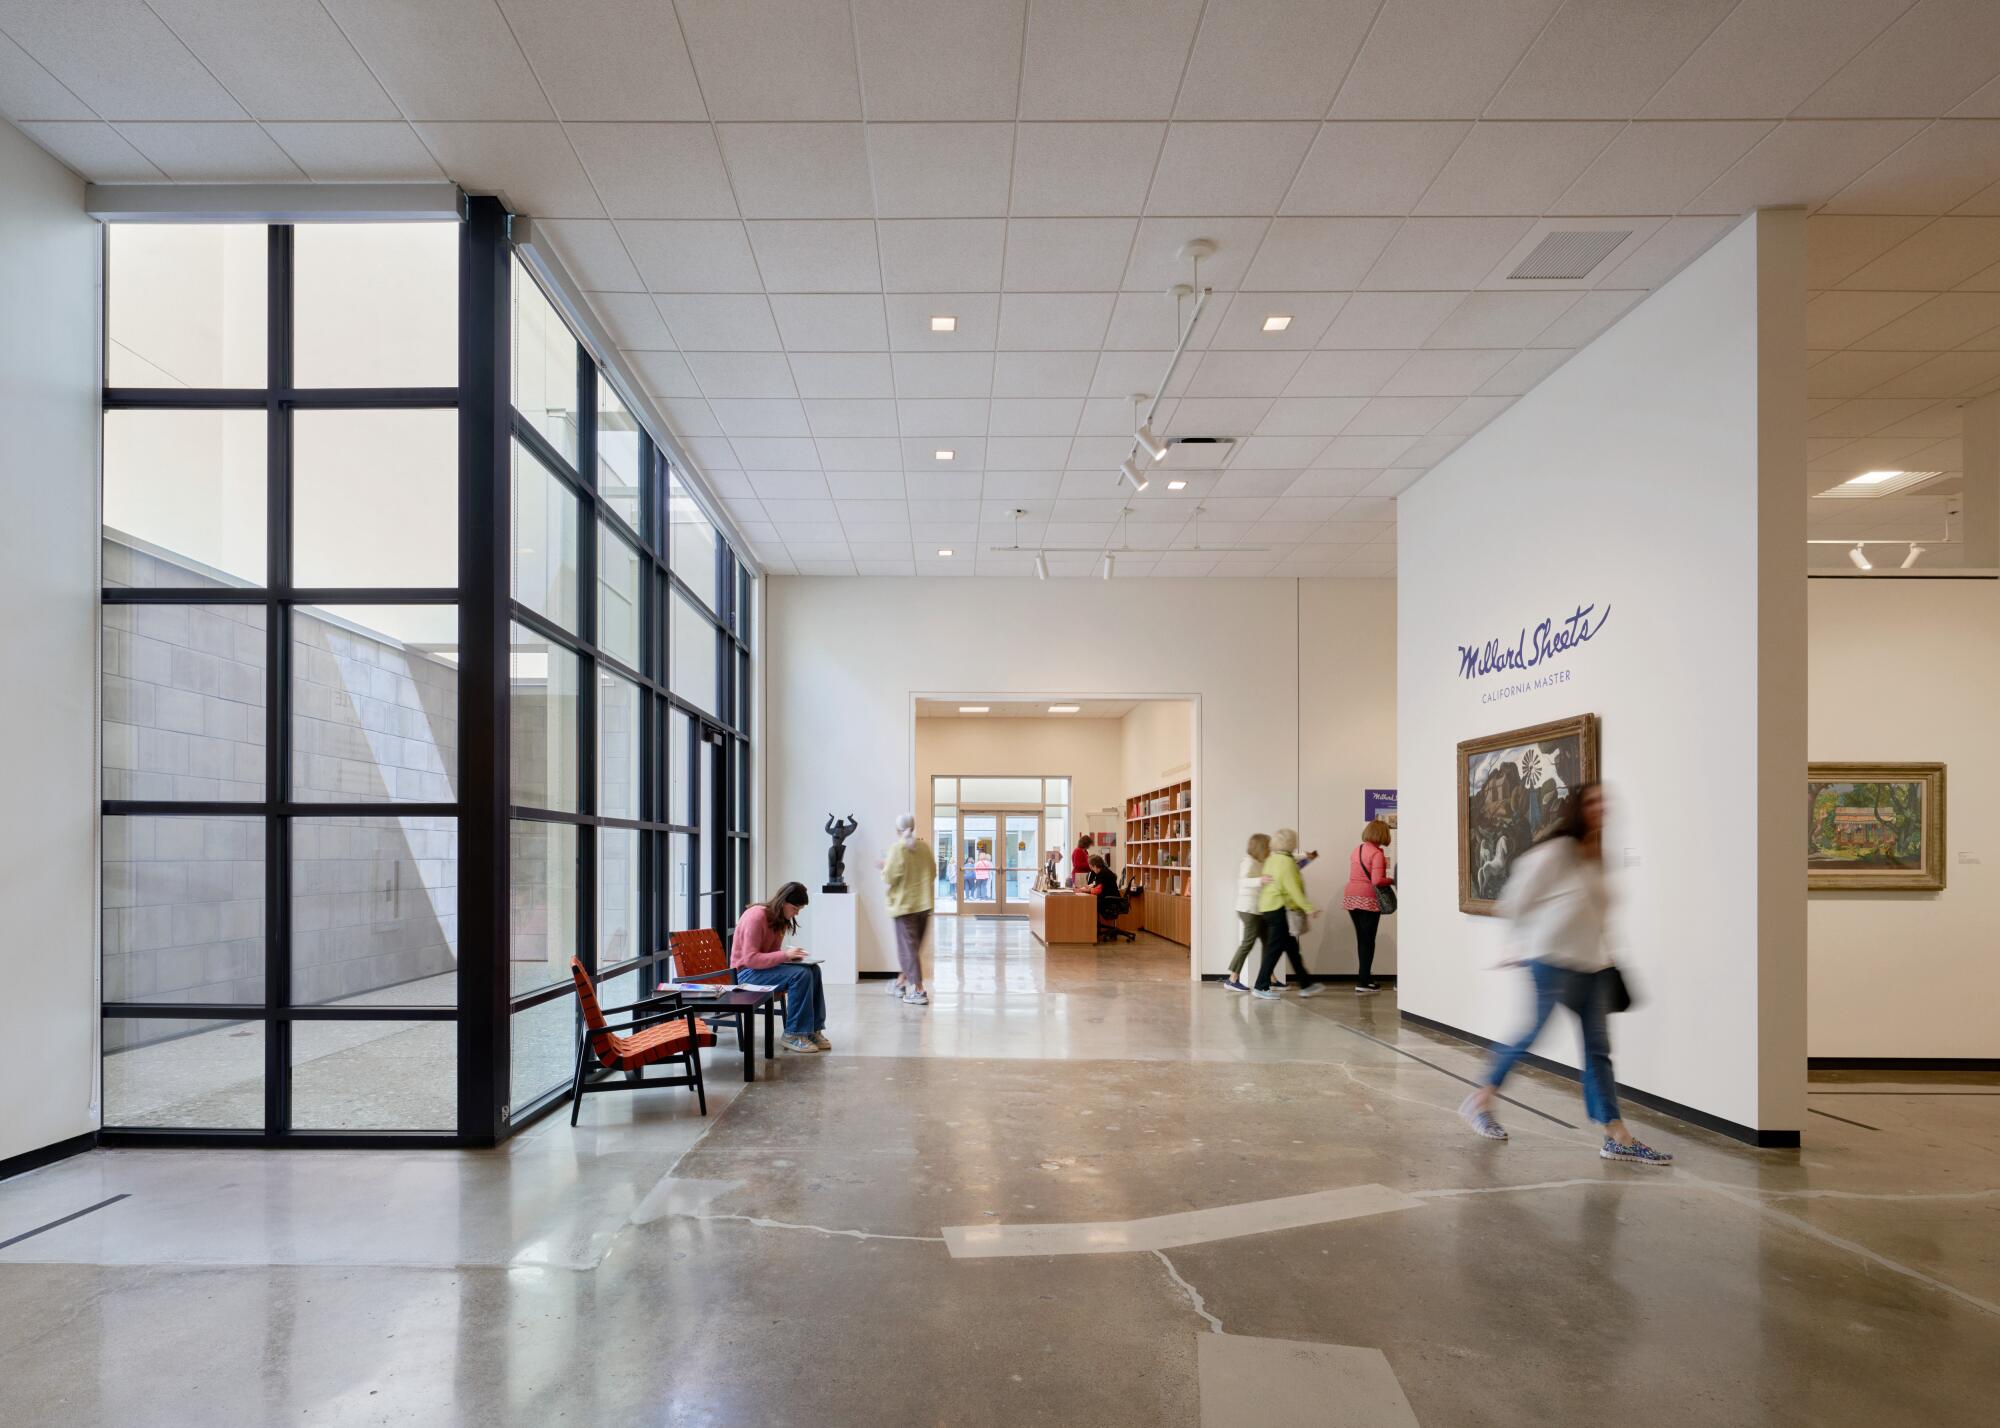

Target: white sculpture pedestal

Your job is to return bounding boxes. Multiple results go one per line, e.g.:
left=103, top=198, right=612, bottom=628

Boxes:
left=808, top=891, right=858, bottom=985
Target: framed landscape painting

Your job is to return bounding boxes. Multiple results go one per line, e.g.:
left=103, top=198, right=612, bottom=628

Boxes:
left=1458, top=713, right=1600, bottom=916
left=1807, top=763, right=1946, bottom=892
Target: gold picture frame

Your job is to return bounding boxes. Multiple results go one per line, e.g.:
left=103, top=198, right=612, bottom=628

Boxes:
left=1458, top=713, right=1601, bottom=916
left=1807, top=762, right=1947, bottom=892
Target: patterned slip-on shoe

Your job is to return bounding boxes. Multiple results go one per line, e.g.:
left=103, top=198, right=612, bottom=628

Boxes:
left=1601, top=1138, right=1674, bottom=1165
left=1458, top=1093, right=1509, bottom=1141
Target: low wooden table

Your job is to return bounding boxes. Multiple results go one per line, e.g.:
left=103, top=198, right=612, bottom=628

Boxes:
left=659, top=983, right=779, bottom=1081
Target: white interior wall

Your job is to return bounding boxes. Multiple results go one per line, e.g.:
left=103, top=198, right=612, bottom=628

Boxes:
left=765, top=578, right=1394, bottom=976
left=0, top=123, right=101, bottom=1166
left=1119, top=699, right=1194, bottom=808
left=1397, top=211, right=1807, bottom=1137
left=1807, top=578, right=1999, bottom=1060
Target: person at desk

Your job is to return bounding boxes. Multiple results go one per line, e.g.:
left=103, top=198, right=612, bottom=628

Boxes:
left=731, top=880, right=830, bottom=1054
left=1070, top=833, right=1095, bottom=887
left=1084, top=852, right=1117, bottom=895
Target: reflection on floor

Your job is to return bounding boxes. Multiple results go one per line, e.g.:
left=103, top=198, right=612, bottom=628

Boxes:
left=930, top=913, right=1188, bottom=992
left=3, top=920, right=1996, bottom=1426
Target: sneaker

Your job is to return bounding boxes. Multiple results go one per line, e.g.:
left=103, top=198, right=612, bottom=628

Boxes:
left=901, top=988, right=929, bottom=1005
left=1269, top=980, right=1289, bottom=990
left=811, top=1031, right=832, bottom=1050
left=887, top=979, right=907, bottom=996
left=1251, top=987, right=1282, bottom=1001
left=1355, top=983, right=1381, bottom=996
left=1297, top=983, right=1325, bottom=998
left=1458, top=1093, right=1508, bottom=1141
left=782, top=1034, right=821, bottom=1054
left=1600, top=1138, right=1673, bottom=1165
left=1221, top=978, right=1250, bottom=993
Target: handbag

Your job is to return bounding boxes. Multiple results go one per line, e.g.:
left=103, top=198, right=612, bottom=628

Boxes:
left=1601, top=965, right=1635, bottom=1014
left=1360, top=844, right=1397, bottom=915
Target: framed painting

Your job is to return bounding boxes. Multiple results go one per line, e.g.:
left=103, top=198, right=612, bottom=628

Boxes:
left=1807, top=763, right=1946, bottom=892
left=1458, top=714, right=1600, bottom=916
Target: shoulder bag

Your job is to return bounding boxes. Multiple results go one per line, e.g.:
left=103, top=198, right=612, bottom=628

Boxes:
left=1601, top=964, right=1635, bottom=1014
left=1361, top=844, right=1397, bottom=915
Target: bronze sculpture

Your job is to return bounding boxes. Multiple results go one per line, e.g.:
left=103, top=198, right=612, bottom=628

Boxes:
left=824, top=813, right=858, bottom=892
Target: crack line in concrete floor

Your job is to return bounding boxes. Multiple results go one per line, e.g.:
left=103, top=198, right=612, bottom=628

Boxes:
left=1153, top=1248, right=1224, bottom=1334
left=678, top=1211, right=946, bottom=1244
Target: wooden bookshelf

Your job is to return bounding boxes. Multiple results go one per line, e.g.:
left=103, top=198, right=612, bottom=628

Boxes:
left=1124, top=778, right=1193, bottom=945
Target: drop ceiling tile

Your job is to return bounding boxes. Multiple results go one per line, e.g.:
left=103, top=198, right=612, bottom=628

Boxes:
left=1284, top=470, right=1380, bottom=498
left=982, top=470, right=1066, bottom=499
left=1337, top=497, right=1397, bottom=523
left=1144, top=123, right=1319, bottom=215
left=1167, top=397, right=1276, bottom=433
left=1, top=0, right=244, bottom=120
left=673, top=0, right=861, bottom=120
left=1804, top=214, right=1930, bottom=287
left=746, top=220, right=882, bottom=292
left=1959, top=178, right=2000, bottom=215
left=1190, top=497, right=1275, bottom=524
left=620, top=221, right=760, bottom=292
left=884, top=293, right=1002, bottom=350
left=849, top=542, right=917, bottom=563
left=901, top=437, right=985, bottom=470
left=1011, top=123, right=1166, bottom=216
left=1641, top=0, right=1910, bottom=118
left=537, top=220, right=646, bottom=294
left=864, top=122, right=1014, bottom=217
left=658, top=294, right=782, bottom=351
left=0, top=32, right=91, bottom=120
left=684, top=352, right=798, bottom=399
left=415, top=122, right=602, bottom=216
left=1477, top=348, right=1573, bottom=396
left=1553, top=122, right=1772, bottom=215
left=628, top=350, right=702, bottom=398
left=1806, top=397, right=1937, bottom=437
left=988, top=399, right=1084, bottom=436
left=1002, top=219, right=1139, bottom=292
left=1362, top=469, right=1428, bottom=497
left=1529, top=289, right=1645, bottom=348
left=1018, top=0, right=1204, bottom=120
left=1102, top=291, right=1223, bottom=350
left=1427, top=395, right=1515, bottom=441
left=731, top=439, right=821, bottom=472
left=324, top=0, right=549, bottom=120
left=1381, top=349, right=1512, bottom=395
left=876, top=220, right=1007, bottom=292
left=711, top=398, right=813, bottom=438
left=1486, top=0, right=1738, bottom=119
left=1122, top=217, right=1272, bottom=290
left=770, top=294, right=890, bottom=351
left=988, top=439, right=1073, bottom=469
left=496, top=0, right=705, bottom=121
left=1344, top=396, right=1460, bottom=435
left=1174, top=0, right=1378, bottom=120
left=1256, top=397, right=1368, bottom=434
left=1184, top=349, right=1307, bottom=398
left=1281, top=121, right=1468, bottom=214
left=1808, top=351, right=1932, bottom=399
left=1864, top=350, right=2000, bottom=398
left=1241, top=218, right=1400, bottom=291
left=791, top=354, right=896, bottom=399
left=907, top=498, right=984, bottom=524
left=774, top=521, right=848, bottom=544
left=718, top=123, right=873, bottom=218
left=992, top=351, right=1098, bottom=398
left=1320, top=292, right=1466, bottom=348
left=1956, top=71, right=2000, bottom=118
left=1691, top=119, right=1928, bottom=213
left=1794, top=0, right=2000, bottom=119
left=897, top=398, right=991, bottom=436
left=659, top=397, right=721, bottom=437
left=1207, top=293, right=1344, bottom=349
left=997, top=292, right=1116, bottom=350
left=148, top=0, right=397, bottom=120
left=1851, top=292, right=2000, bottom=350
left=828, top=475, right=908, bottom=502
left=118, top=122, right=304, bottom=181
left=756, top=490, right=838, bottom=518
left=851, top=0, right=1028, bottom=121
left=1957, top=256, right=2000, bottom=291
left=588, top=293, right=673, bottom=349
left=1839, top=218, right=2000, bottom=290
left=568, top=123, right=736, bottom=219
left=1232, top=435, right=1331, bottom=468
left=266, top=122, right=444, bottom=182
left=1329, top=0, right=1560, bottom=119
left=1594, top=217, right=1736, bottom=288
left=1822, top=120, right=2000, bottom=215
left=1425, top=292, right=1577, bottom=349
left=684, top=435, right=741, bottom=468
left=1360, top=218, right=1534, bottom=289
left=1090, top=350, right=1197, bottom=400
left=1314, top=434, right=1419, bottom=467
left=892, top=351, right=995, bottom=399
left=1416, top=122, right=1620, bottom=216
left=1285, top=349, right=1412, bottom=396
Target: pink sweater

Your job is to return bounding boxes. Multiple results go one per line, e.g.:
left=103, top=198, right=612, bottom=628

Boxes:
left=731, top=906, right=790, bottom=970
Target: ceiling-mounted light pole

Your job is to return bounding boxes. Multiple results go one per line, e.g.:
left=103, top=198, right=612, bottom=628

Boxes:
left=1119, top=239, right=1214, bottom=493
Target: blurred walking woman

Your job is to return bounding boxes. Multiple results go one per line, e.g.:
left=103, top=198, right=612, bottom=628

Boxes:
left=1343, top=820, right=1394, bottom=995
left=881, top=813, right=935, bottom=1006
left=1458, top=785, right=1672, bottom=1164
left=731, top=881, right=831, bottom=1054
left=1223, top=833, right=1272, bottom=992
left=1252, top=829, right=1317, bottom=999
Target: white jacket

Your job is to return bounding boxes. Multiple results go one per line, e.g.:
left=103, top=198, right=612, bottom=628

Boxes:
left=1234, top=856, right=1265, bottom=914
left=1496, top=836, right=1612, bottom=973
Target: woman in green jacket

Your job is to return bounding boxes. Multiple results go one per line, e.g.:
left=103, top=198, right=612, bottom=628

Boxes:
left=1253, top=828, right=1318, bottom=1000
left=880, top=813, right=935, bottom=1005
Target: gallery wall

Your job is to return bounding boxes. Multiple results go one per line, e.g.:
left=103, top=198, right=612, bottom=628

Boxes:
left=1807, top=578, right=1999, bottom=1059
left=0, top=124, right=99, bottom=1168
left=1396, top=211, right=1807, bottom=1139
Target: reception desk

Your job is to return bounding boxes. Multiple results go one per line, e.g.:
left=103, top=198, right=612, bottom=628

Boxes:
left=1028, top=889, right=1144, bottom=944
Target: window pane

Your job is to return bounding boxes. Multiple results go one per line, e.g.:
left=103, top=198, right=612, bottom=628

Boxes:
left=103, top=410, right=266, bottom=587
left=293, top=408, right=458, bottom=588
left=668, top=707, right=691, bottom=824
left=292, top=816, right=458, bottom=1007
left=671, top=590, right=717, bottom=713
left=668, top=832, right=693, bottom=933
left=292, top=1020, right=455, bottom=1131
left=292, top=605, right=458, bottom=804
left=103, top=605, right=267, bottom=801
left=597, top=380, right=642, bottom=530
left=512, top=258, right=578, bottom=464
left=103, top=1017, right=263, bottom=1129
left=598, top=669, right=641, bottom=820
left=103, top=815, right=265, bottom=1005
left=1045, top=778, right=1070, bottom=803
left=598, top=522, right=641, bottom=669
left=509, top=994, right=577, bottom=1114
left=600, top=826, right=640, bottom=965
left=510, top=624, right=580, bottom=811
left=960, top=776, right=1044, bottom=804
left=735, top=564, right=752, bottom=637
left=106, top=223, right=265, bottom=389
left=293, top=223, right=457, bottom=388
left=511, top=438, right=579, bottom=632
left=511, top=818, right=576, bottom=996
left=670, top=472, right=718, bottom=610
left=932, top=777, right=957, bottom=804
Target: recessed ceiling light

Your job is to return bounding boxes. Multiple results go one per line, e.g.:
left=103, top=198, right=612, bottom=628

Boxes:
left=1167, top=479, right=1187, bottom=491
left=934, top=449, right=954, bottom=461
left=1851, top=470, right=1903, bottom=485
left=930, top=315, right=956, bottom=332
left=1262, top=314, right=1293, bottom=332
left=1822, top=469, right=1942, bottom=497
left=937, top=547, right=953, bottom=557
left=958, top=705, right=989, bottom=713
left=1048, top=705, right=1080, bottom=714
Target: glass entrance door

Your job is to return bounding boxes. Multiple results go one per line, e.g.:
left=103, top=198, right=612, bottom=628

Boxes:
left=957, top=809, right=1040, bottom=916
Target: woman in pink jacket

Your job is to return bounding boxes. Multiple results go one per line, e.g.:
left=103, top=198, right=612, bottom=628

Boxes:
left=731, top=880, right=830, bottom=1053
left=1342, top=820, right=1395, bottom=995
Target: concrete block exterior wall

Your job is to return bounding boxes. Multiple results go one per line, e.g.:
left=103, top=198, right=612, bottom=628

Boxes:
left=102, top=536, right=459, bottom=1047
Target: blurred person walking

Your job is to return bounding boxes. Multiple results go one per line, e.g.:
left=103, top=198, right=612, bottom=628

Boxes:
left=1458, top=784, right=1672, bottom=1164
left=1343, top=820, right=1395, bottom=994
left=1252, top=829, right=1319, bottom=1000
left=880, top=813, right=934, bottom=1006
left=1222, top=832, right=1273, bottom=993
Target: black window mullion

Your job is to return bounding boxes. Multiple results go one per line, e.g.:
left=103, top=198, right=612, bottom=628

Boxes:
left=265, top=223, right=294, bottom=1136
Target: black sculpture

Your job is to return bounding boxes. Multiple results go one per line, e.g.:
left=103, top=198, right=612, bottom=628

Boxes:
left=823, top=813, right=858, bottom=893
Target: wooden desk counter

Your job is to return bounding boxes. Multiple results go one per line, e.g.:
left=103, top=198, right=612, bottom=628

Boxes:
left=1028, top=889, right=1100, bottom=945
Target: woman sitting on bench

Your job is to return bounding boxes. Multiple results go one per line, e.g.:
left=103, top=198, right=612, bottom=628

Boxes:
left=731, top=881, right=831, bottom=1054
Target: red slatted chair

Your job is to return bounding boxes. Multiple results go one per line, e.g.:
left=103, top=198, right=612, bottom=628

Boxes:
left=568, top=958, right=714, bottom=1125
left=668, top=927, right=787, bottom=1036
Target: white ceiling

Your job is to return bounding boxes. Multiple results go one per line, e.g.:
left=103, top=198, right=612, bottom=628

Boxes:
left=916, top=698, right=1142, bottom=720
left=4, top=1, right=1999, bottom=577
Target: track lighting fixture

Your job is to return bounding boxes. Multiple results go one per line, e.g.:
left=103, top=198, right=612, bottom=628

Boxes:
left=1034, top=552, right=1049, bottom=581
left=1120, top=457, right=1148, bottom=492
left=1848, top=545, right=1871, bottom=570
left=1101, top=553, right=1115, bottom=581
left=1134, top=421, right=1169, bottom=462
left=1902, top=545, right=1924, bottom=569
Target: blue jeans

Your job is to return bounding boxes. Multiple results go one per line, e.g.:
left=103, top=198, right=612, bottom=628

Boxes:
left=1485, top=960, right=1620, bottom=1125
left=736, top=963, right=826, bottom=1037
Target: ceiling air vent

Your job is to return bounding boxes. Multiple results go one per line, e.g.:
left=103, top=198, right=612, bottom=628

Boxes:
left=1158, top=436, right=1236, bottom=469
left=1508, top=230, right=1631, bottom=281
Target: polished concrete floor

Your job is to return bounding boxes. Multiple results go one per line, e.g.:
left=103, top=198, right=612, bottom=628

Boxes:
left=2, top=918, right=1995, bottom=1426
